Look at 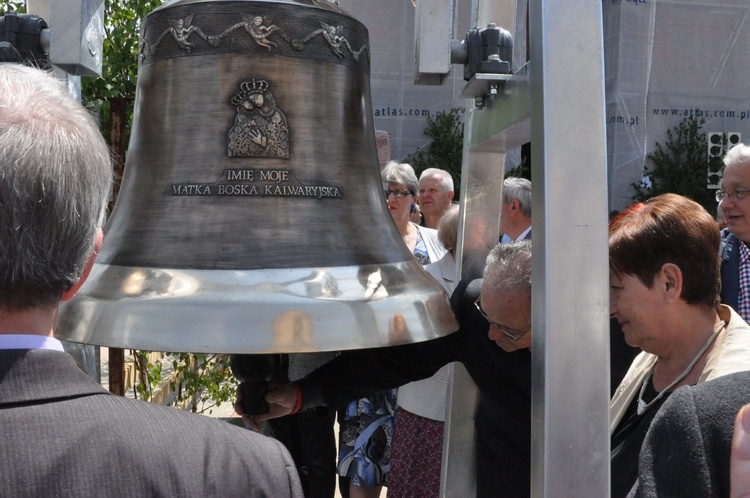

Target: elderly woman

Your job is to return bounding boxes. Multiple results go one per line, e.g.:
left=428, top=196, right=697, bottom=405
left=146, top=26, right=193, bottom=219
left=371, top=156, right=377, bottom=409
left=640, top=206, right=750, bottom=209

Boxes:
left=608, top=193, right=750, bottom=497
left=338, top=161, right=445, bottom=498
left=381, top=161, right=445, bottom=264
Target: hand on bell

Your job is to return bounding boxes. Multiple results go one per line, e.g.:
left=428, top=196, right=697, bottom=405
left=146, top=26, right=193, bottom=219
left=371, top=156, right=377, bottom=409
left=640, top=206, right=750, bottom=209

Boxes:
left=235, top=383, right=297, bottom=430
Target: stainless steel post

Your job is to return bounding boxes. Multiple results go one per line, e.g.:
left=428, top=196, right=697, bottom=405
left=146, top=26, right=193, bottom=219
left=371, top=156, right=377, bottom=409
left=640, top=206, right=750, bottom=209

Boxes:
left=528, top=0, right=610, bottom=495
left=439, top=0, right=610, bottom=495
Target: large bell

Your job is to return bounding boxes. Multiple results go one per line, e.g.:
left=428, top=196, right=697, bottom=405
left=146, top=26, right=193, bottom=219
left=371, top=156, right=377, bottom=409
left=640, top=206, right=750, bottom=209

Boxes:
left=56, top=0, right=457, bottom=353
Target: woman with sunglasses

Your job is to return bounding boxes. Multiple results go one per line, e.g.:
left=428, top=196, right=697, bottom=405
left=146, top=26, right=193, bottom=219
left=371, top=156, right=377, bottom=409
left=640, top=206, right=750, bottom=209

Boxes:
left=381, top=161, right=445, bottom=267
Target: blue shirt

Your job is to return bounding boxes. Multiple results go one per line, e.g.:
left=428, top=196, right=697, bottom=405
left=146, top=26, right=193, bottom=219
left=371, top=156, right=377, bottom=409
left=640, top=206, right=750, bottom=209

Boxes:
left=0, top=334, right=64, bottom=351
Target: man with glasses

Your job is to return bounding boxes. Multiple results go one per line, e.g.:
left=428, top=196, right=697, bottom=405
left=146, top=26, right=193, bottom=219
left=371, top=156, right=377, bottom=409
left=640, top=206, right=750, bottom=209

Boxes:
left=241, top=241, right=534, bottom=497
left=717, top=143, right=750, bottom=321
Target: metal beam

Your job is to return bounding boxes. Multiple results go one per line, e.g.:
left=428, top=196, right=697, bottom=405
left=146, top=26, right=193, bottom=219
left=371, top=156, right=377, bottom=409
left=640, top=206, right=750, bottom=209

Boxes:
left=465, top=64, right=530, bottom=153
left=528, top=0, right=610, bottom=495
left=443, top=0, right=610, bottom=495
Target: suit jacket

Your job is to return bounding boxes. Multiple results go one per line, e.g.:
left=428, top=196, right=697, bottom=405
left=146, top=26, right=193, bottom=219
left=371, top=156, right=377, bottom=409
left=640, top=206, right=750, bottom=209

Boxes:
left=629, top=371, right=750, bottom=497
left=301, top=279, right=533, bottom=498
left=721, top=229, right=741, bottom=310
left=0, top=349, right=302, bottom=497
left=424, top=251, right=457, bottom=295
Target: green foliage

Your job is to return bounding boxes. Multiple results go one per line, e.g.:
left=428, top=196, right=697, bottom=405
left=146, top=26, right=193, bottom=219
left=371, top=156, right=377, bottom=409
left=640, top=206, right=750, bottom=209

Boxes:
left=134, top=352, right=238, bottom=414
left=632, top=112, right=722, bottom=213
left=81, top=0, right=164, bottom=143
left=170, top=353, right=239, bottom=414
left=409, top=108, right=464, bottom=199
left=133, top=351, right=162, bottom=401
left=2, top=2, right=26, bottom=13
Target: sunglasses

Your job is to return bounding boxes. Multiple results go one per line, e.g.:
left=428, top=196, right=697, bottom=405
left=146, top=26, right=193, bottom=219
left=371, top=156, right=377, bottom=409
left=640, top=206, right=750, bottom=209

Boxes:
left=384, top=189, right=413, bottom=199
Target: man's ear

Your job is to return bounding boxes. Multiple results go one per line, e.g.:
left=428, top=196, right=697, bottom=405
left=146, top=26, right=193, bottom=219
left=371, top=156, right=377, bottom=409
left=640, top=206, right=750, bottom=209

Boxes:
left=510, top=198, right=520, bottom=214
left=62, top=228, right=103, bottom=302
left=660, top=263, right=683, bottom=303
left=448, top=190, right=455, bottom=201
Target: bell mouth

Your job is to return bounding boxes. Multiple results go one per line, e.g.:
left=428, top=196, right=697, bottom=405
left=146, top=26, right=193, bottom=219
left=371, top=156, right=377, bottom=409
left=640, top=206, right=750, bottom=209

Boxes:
left=56, top=260, right=458, bottom=353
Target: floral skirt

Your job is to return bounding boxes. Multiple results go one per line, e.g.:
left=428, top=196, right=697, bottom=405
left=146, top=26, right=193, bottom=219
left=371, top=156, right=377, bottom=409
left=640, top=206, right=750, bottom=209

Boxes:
left=337, top=389, right=398, bottom=487
left=388, top=408, right=445, bottom=497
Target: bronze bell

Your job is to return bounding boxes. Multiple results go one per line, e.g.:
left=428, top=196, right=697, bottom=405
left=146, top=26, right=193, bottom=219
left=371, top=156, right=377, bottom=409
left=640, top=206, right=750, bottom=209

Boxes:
left=56, top=0, right=457, bottom=353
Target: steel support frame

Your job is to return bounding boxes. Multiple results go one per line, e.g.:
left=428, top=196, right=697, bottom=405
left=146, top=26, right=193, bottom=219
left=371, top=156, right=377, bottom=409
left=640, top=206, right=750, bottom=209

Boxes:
left=445, top=0, right=611, bottom=495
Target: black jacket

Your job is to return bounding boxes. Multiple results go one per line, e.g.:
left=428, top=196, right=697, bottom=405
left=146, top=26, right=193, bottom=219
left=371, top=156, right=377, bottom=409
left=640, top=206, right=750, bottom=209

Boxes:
left=301, top=278, right=533, bottom=497
left=629, top=371, right=750, bottom=497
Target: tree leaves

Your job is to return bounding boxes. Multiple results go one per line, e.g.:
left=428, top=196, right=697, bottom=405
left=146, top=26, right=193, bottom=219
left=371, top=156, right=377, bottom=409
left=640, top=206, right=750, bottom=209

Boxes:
left=632, top=112, right=722, bottom=213
left=81, top=0, right=164, bottom=143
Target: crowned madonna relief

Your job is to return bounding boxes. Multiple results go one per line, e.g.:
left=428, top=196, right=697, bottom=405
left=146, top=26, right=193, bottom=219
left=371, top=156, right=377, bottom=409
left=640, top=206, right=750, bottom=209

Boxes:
left=228, top=79, right=289, bottom=158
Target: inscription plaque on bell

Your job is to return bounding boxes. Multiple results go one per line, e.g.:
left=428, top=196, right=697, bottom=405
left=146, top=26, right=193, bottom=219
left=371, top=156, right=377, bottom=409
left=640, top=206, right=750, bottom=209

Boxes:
left=170, top=168, right=343, bottom=198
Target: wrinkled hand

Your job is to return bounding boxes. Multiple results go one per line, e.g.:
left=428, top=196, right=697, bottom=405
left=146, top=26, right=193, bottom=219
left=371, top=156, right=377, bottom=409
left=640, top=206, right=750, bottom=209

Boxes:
left=234, top=383, right=298, bottom=431
left=732, top=404, right=750, bottom=498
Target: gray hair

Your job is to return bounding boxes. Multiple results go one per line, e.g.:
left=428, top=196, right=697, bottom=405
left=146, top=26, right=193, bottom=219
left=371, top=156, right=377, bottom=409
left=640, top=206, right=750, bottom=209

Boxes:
left=483, top=240, right=532, bottom=296
left=437, top=204, right=459, bottom=250
left=0, top=64, right=112, bottom=309
left=382, top=161, right=418, bottom=194
left=419, top=168, right=454, bottom=192
left=503, top=177, right=532, bottom=217
left=723, top=143, right=750, bottom=168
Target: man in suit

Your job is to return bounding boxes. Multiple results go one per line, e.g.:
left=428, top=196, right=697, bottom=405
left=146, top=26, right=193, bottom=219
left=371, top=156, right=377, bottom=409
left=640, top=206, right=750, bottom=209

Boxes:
left=0, top=64, right=302, bottom=497
left=718, top=143, right=750, bottom=321
left=242, top=241, right=534, bottom=497
left=500, top=177, right=532, bottom=243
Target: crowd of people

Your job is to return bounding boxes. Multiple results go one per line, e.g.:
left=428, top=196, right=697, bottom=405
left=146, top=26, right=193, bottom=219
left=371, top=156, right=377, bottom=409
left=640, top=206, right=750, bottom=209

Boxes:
left=5, top=61, right=750, bottom=498
left=245, top=146, right=750, bottom=498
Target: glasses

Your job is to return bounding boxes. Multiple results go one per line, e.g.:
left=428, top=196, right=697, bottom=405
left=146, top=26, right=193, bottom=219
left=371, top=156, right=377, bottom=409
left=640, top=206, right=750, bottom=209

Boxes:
left=716, top=188, right=750, bottom=202
left=474, top=296, right=531, bottom=341
left=384, top=189, right=413, bottom=199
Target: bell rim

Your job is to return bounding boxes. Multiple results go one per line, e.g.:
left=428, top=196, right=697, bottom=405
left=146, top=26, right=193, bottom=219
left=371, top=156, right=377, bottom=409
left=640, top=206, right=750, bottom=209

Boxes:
left=56, top=261, right=458, bottom=353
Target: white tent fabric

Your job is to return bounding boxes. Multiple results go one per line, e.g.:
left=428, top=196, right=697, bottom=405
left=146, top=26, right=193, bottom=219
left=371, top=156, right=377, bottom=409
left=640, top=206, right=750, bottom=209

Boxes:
left=604, top=0, right=750, bottom=209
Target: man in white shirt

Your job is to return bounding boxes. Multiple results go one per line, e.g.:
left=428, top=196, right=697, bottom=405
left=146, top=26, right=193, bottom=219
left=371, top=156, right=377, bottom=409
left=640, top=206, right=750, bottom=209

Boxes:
left=417, top=168, right=455, bottom=229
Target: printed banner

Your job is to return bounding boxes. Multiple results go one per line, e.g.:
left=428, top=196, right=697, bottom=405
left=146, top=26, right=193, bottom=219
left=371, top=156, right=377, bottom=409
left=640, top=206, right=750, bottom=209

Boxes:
left=604, top=0, right=750, bottom=209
